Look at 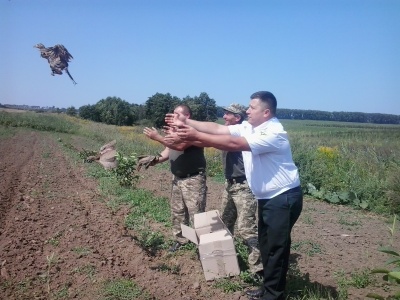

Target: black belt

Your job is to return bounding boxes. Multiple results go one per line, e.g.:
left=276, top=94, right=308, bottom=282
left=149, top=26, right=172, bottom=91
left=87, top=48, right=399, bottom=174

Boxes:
left=176, top=171, right=202, bottom=179
left=227, top=176, right=247, bottom=184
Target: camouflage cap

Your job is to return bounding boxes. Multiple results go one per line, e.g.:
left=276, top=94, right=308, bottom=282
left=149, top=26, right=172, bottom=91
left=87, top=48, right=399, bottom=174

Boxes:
left=223, top=103, right=247, bottom=115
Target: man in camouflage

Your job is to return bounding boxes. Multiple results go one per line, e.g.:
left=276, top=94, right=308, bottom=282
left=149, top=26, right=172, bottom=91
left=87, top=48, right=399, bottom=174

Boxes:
left=141, top=104, right=207, bottom=252
left=221, top=104, right=263, bottom=274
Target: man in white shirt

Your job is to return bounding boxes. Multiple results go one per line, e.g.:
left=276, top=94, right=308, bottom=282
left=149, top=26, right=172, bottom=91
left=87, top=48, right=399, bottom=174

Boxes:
left=165, top=91, right=303, bottom=300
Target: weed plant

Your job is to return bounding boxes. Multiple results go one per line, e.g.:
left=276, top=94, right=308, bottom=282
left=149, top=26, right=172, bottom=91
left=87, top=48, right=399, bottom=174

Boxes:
left=234, top=238, right=251, bottom=271
left=367, top=215, right=400, bottom=300
left=102, top=279, right=151, bottom=300
left=291, top=240, right=323, bottom=256
left=212, top=278, right=243, bottom=293
left=150, top=263, right=181, bottom=274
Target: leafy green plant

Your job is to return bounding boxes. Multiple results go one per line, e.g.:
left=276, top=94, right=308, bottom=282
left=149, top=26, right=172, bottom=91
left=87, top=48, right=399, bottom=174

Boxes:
left=178, top=241, right=197, bottom=252
left=234, top=237, right=250, bottom=271
left=112, top=152, right=140, bottom=187
left=132, top=229, right=165, bottom=256
left=367, top=215, right=400, bottom=300
left=307, top=183, right=369, bottom=209
left=239, top=270, right=262, bottom=286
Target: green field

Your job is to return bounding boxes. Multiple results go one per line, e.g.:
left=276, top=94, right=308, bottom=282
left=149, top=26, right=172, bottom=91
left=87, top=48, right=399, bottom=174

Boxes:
left=1, top=110, right=399, bottom=214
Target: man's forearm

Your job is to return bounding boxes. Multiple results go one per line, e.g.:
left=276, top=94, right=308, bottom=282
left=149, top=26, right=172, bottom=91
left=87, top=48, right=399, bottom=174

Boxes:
left=151, top=133, right=164, bottom=144
left=195, top=132, right=251, bottom=151
left=186, top=119, right=229, bottom=135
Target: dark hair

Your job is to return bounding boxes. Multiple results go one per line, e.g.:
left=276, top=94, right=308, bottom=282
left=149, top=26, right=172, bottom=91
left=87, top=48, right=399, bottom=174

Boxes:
left=175, top=104, right=192, bottom=117
left=250, top=91, right=277, bottom=115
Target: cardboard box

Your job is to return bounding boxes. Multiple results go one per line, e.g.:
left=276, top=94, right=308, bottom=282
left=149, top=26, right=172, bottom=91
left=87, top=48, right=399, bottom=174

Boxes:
left=181, top=210, right=240, bottom=281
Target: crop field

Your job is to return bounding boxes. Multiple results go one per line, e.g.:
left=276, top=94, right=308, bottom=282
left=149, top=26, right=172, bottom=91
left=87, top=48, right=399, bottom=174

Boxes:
left=0, top=110, right=399, bottom=300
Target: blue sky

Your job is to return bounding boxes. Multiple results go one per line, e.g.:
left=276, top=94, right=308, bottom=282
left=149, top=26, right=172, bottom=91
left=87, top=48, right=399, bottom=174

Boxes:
left=1, top=0, right=399, bottom=115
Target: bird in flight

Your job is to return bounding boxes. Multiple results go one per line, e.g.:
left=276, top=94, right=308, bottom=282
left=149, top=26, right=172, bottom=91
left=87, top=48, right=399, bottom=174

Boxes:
left=34, top=43, right=77, bottom=85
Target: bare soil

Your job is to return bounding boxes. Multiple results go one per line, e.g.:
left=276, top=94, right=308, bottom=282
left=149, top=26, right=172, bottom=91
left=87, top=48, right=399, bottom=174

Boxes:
left=0, top=130, right=398, bottom=299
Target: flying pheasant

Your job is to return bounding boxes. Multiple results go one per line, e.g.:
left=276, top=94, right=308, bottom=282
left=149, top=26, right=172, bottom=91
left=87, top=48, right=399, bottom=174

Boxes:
left=34, top=43, right=77, bottom=85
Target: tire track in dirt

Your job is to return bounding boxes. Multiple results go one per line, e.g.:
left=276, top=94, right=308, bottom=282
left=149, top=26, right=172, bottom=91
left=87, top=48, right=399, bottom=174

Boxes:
left=0, top=131, right=40, bottom=228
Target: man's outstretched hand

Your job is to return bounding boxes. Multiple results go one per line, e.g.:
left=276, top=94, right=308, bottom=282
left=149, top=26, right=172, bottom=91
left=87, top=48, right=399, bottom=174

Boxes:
left=165, top=112, right=186, bottom=128
left=143, top=127, right=161, bottom=140
left=174, top=124, right=199, bottom=141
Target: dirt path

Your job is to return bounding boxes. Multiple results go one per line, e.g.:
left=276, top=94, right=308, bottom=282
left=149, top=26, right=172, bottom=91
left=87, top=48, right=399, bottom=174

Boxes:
left=0, top=130, right=398, bottom=299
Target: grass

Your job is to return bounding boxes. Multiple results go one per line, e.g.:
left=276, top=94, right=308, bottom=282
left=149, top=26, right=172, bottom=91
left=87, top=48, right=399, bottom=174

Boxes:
left=150, top=263, right=181, bottom=275
left=72, top=264, right=96, bottom=280
left=334, top=269, right=375, bottom=299
left=102, top=279, right=152, bottom=300
left=53, top=285, right=69, bottom=299
left=72, top=246, right=92, bottom=256
left=212, top=278, right=243, bottom=293
left=0, top=110, right=80, bottom=133
left=291, top=240, right=323, bottom=256
left=301, top=214, right=314, bottom=225
left=47, top=231, right=64, bottom=247
left=338, top=214, right=362, bottom=227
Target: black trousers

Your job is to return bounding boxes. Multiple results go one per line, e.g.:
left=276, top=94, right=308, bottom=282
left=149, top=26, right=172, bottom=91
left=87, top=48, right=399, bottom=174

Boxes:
left=258, top=186, right=303, bottom=300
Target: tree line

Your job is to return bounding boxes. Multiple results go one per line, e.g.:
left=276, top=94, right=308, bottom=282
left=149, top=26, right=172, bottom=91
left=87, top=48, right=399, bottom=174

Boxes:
left=65, top=94, right=400, bottom=126
left=276, top=108, right=400, bottom=125
left=67, top=92, right=218, bottom=127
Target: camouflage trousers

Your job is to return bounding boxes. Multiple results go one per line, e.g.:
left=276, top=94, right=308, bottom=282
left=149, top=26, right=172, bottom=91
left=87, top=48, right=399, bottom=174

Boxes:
left=221, top=179, right=263, bottom=273
left=171, top=173, right=207, bottom=244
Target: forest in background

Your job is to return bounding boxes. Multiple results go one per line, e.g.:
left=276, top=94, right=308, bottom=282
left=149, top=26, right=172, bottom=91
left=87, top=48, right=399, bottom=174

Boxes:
left=2, top=92, right=399, bottom=125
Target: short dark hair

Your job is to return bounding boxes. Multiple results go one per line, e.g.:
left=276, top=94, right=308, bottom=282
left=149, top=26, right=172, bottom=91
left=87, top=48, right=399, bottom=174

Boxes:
left=250, top=91, right=277, bottom=115
left=175, top=104, right=192, bottom=117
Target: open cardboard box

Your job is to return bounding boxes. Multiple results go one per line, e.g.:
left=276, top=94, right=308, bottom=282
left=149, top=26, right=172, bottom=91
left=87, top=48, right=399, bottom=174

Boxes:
left=181, top=210, right=240, bottom=281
